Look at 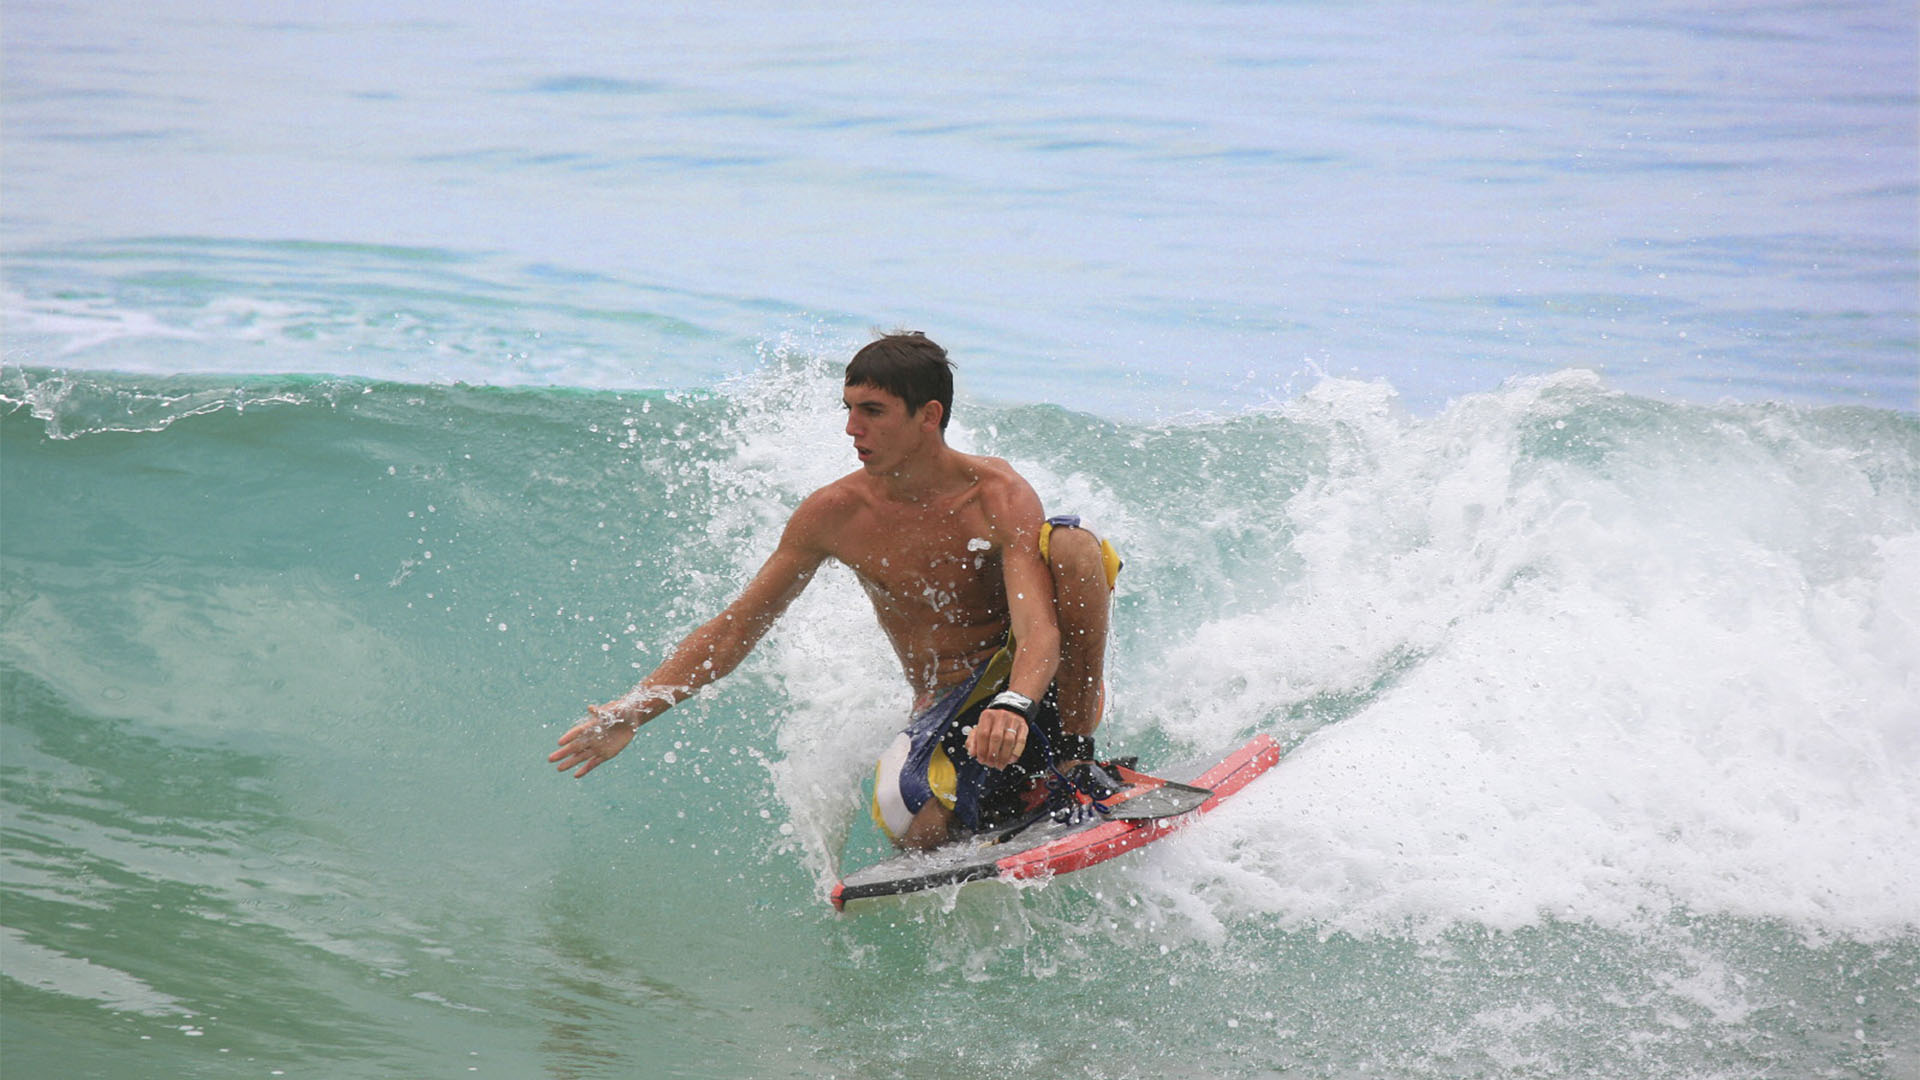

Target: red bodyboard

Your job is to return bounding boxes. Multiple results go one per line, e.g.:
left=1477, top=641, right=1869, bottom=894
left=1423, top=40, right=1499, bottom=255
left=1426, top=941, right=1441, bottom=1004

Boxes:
left=831, top=733, right=1281, bottom=910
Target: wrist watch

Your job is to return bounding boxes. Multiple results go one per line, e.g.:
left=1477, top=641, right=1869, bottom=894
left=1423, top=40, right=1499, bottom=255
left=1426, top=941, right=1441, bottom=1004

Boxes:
left=986, top=690, right=1035, bottom=719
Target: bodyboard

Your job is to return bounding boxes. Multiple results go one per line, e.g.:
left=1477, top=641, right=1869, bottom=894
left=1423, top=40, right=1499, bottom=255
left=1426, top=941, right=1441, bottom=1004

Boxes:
left=831, top=733, right=1281, bottom=910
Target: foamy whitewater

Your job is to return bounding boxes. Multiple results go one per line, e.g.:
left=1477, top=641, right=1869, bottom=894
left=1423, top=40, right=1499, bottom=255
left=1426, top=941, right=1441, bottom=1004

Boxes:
left=5, top=1, right=1918, bottom=1077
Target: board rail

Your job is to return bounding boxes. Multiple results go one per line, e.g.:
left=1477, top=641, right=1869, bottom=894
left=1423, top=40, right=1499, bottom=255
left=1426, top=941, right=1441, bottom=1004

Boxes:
left=831, top=733, right=1281, bottom=910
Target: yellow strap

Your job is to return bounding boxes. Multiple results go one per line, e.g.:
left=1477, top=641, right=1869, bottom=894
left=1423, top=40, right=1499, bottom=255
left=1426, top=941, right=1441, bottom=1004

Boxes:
left=958, top=644, right=1016, bottom=713
left=1039, top=521, right=1122, bottom=590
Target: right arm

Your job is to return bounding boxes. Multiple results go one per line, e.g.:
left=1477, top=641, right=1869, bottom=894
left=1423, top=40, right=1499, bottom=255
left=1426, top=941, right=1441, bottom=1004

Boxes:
left=549, top=501, right=834, bottom=778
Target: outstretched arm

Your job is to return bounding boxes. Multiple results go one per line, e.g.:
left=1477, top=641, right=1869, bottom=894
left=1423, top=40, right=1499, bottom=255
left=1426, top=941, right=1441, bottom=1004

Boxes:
left=550, top=513, right=828, bottom=778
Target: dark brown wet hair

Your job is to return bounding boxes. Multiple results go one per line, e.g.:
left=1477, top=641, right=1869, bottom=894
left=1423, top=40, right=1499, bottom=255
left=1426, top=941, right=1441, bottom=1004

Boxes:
left=845, top=332, right=955, bottom=431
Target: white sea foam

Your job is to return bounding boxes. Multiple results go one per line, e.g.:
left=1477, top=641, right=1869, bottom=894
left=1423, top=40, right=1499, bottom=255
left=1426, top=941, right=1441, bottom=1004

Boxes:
left=1127, top=374, right=1920, bottom=941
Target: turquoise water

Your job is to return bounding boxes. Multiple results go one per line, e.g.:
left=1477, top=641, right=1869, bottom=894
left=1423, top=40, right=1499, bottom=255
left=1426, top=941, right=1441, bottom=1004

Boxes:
left=5, top=365, right=1918, bottom=1077
left=5, top=1, right=1920, bottom=1077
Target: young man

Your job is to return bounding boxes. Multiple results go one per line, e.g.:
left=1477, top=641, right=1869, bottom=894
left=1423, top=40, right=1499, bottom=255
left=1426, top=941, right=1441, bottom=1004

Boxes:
left=549, top=332, right=1120, bottom=849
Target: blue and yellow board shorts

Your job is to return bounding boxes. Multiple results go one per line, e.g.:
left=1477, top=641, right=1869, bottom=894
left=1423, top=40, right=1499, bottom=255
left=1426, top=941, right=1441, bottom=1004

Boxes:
left=870, top=517, right=1121, bottom=840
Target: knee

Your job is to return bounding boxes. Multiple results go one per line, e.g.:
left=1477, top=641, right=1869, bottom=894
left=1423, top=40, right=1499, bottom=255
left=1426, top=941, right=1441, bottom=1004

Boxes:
left=1045, top=524, right=1103, bottom=577
left=1046, top=526, right=1113, bottom=626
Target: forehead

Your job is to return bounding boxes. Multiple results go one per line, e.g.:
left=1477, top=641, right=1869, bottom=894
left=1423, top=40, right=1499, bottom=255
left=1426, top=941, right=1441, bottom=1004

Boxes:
left=842, top=382, right=909, bottom=410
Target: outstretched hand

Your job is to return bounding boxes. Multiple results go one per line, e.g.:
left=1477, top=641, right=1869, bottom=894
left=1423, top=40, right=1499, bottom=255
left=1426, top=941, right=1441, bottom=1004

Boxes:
left=549, top=706, right=637, bottom=778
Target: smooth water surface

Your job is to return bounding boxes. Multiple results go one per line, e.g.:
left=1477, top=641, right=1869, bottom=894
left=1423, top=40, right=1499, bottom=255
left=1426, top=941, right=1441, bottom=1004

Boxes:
left=5, top=0, right=1915, bottom=413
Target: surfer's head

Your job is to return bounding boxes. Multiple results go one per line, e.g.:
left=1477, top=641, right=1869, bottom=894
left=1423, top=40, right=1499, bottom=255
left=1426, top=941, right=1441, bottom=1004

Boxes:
left=845, top=332, right=955, bottom=432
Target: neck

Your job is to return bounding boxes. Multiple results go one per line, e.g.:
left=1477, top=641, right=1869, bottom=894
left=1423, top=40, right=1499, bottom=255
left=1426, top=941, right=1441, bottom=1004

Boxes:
left=874, top=441, right=962, bottom=503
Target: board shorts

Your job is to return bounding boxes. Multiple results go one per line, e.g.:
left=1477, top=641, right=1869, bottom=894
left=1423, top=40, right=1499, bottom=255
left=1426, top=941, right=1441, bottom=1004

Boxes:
left=870, top=517, right=1122, bottom=840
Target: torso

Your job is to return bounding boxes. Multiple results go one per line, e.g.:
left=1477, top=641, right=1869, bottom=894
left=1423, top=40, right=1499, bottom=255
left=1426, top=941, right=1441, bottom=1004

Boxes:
left=808, top=455, right=1020, bottom=702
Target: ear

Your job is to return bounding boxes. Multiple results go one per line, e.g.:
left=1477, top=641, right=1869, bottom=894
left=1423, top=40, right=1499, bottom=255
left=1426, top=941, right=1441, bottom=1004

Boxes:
left=917, top=400, right=945, bottom=432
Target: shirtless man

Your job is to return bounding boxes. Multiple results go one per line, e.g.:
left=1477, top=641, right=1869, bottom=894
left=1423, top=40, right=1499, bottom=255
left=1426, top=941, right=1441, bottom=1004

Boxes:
left=549, top=332, right=1119, bottom=849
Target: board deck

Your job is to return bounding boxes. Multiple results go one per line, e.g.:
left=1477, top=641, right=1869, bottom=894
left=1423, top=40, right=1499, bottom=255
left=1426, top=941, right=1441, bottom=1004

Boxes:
left=831, top=733, right=1281, bottom=910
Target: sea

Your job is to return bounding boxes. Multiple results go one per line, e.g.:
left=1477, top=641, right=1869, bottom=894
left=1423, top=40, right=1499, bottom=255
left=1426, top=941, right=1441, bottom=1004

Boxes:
left=3, top=2, right=1917, bottom=1078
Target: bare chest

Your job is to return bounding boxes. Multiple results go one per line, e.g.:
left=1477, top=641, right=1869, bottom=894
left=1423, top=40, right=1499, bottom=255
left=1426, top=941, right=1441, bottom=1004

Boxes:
left=835, top=501, right=1004, bottom=622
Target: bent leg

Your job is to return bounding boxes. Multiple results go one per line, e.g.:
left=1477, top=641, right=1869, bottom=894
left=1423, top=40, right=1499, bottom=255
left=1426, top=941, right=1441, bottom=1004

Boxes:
left=1045, top=524, right=1111, bottom=740
left=901, top=798, right=954, bottom=851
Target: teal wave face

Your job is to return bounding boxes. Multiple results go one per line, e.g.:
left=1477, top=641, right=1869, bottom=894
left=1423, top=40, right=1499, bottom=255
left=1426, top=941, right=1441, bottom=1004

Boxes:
left=5, top=365, right=1918, bottom=1078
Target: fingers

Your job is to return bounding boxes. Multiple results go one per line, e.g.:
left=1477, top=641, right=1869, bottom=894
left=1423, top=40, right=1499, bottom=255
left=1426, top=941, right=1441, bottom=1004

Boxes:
left=968, top=708, right=1028, bottom=769
left=549, top=717, right=608, bottom=776
left=549, top=742, right=596, bottom=774
left=1005, top=721, right=1026, bottom=761
left=550, top=724, right=589, bottom=755
left=552, top=745, right=606, bottom=778
left=548, top=722, right=594, bottom=762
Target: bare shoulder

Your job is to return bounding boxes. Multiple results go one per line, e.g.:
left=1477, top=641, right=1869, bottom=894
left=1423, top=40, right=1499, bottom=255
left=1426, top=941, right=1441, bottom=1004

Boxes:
left=784, top=471, right=871, bottom=549
left=964, top=454, right=1044, bottom=537
left=966, top=453, right=1039, bottom=497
